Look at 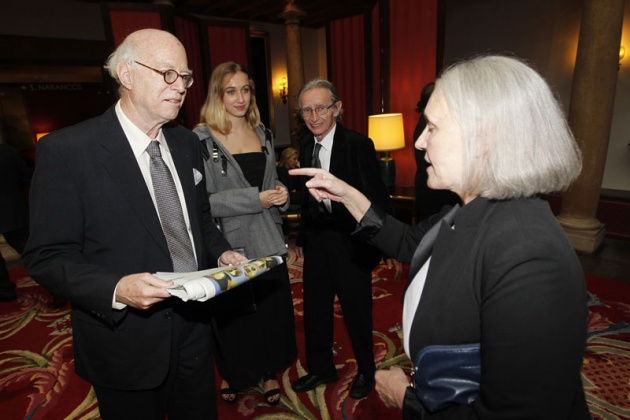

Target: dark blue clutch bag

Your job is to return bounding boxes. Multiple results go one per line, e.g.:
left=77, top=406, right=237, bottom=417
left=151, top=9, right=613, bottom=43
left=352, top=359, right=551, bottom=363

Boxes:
left=412, top=343, right=481, bottom=412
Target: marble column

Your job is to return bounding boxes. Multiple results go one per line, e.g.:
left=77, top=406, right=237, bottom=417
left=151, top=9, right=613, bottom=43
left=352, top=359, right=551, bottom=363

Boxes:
left=557, top=0, right=625, bottom=254
left=280, top=1, right=306, bottom=148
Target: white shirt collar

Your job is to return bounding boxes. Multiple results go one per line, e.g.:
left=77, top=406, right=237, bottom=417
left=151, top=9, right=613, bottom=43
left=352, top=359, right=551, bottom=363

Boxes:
left=115, top=100, right=166, bottom=158
left=313, top=123, right=337, bottom=151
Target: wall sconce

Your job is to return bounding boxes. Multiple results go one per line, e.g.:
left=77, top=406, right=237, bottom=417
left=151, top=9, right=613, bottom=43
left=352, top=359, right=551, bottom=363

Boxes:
left=279, top=77, right=288, bottom=104
left=368, top=113, right=405, bottom=192
left=619, top=46, right=625, bottom=70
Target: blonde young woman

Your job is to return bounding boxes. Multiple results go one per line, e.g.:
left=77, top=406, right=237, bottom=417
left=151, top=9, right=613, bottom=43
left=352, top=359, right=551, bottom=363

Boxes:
left=194, top=62, right=296, bottom=406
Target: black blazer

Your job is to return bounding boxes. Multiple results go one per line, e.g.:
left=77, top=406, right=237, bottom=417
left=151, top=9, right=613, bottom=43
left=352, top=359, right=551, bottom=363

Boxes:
left=0, top=144, right=32, bottom=232
left=296, top=123, right=393, bottom=257
left=22, top=106, right=231, bottom=390
left=366, top=197, right=590, bottom=418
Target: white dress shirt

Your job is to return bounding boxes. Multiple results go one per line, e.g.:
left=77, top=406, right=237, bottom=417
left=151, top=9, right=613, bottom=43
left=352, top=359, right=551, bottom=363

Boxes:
left=111, top=101, right=198, bottom=309
left=312, top=124, right=336, bottom=213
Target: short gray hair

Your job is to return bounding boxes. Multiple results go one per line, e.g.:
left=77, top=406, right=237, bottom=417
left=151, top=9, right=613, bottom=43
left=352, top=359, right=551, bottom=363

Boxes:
left=435, top=55, right=582, bottom=200
left=103, top=37, right=139, bottom=89
left=297, top=78, right=344, bottom=121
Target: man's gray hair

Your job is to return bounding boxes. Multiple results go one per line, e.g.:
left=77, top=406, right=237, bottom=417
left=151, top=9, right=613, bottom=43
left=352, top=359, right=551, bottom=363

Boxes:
left=103, top=37, right=139, bottom=87
left=297, top=78, right=344, bottom=121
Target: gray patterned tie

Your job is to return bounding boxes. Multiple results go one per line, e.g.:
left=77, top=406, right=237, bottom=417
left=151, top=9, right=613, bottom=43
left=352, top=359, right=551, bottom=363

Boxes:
left=147, top=140, right=197, bottom=272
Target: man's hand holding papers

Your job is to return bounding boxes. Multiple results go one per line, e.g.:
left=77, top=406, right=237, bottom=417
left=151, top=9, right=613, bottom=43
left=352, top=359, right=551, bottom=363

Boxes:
left=157, top=255, right=283, bottom=302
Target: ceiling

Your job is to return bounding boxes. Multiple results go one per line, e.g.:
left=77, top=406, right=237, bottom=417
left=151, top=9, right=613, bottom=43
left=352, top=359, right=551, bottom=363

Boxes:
left=91, top=0, right=378, bottom=29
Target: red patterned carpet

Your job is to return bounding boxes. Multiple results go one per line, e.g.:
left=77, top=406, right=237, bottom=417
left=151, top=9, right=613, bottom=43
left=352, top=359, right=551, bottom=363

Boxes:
left=1, top=249, right=629, bottom=419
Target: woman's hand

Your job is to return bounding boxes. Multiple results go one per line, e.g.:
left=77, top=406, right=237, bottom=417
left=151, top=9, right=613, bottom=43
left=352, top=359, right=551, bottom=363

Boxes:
left=269, top=185, right=288, bottom=206
left=375, top=367, right=410, bottom=410
left=259, top=186, right=288, bottom=209
left=289, top=167, right=372, bottom=222
left=384, top=258, right=403, bottom=282
left=289, top=167, right=347, bottom=202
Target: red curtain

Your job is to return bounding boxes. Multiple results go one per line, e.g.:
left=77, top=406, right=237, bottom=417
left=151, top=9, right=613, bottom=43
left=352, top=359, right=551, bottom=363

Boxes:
left=206, top=25, right=249, bottom=70
left=329, top=15, right=367, bottom=134
left=175, top=16, right=205, bottom=129
left=371, top=5, right=382, bottom=115
left=327, top=0, right=437, bottom=187
left=109, top=11, right=163, bottom=47
left=388, top=0, right=438, bottom=187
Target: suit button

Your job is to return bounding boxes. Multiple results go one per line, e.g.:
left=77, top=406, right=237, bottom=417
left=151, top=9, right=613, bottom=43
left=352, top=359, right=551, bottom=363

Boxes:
left=164, top=311, right=172, bottom=319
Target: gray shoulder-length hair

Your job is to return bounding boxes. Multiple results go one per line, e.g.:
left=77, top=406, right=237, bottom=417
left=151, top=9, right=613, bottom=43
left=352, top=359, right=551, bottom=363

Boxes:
left=297, top=78, right=344, bottom=121
left=435, top=55, right=582, bottom=200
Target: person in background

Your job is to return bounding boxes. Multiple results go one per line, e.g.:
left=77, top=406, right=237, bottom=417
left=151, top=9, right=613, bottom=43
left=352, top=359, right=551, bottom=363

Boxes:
left=291, top=55, right=589, bottom=418
left=291, top=78, right=393, bottom=400
left=413, top=82, right=459, bottom=220
left=276, top=146, right=302, bottom=211
left=193, top=61, right=296, bottom=406
left=22, top=29, right=245, bottom=420
left=0, top=143, right=32, bottom=302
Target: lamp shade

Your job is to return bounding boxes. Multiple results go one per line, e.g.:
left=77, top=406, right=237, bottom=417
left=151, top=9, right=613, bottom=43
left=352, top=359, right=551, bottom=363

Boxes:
left=368, top=113, right=405, bottom=152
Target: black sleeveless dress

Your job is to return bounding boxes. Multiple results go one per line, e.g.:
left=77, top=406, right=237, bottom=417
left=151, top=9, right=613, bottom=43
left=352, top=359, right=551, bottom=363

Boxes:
left=213, top=152, right=297, bottom=390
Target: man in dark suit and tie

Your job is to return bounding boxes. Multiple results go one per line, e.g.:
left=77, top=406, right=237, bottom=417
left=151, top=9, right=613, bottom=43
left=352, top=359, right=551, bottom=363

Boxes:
left=22, top=29, right=245, bottom=419
left=291, top=78, right=393, bottom=399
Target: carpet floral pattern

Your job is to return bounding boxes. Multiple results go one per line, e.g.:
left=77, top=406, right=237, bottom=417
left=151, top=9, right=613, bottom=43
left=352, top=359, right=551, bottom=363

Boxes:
left=1, top=250, right=629, bottom=419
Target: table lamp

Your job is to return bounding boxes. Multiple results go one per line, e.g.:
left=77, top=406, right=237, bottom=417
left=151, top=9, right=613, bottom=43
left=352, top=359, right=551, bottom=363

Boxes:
left=368, top=113, right=405, bottom=191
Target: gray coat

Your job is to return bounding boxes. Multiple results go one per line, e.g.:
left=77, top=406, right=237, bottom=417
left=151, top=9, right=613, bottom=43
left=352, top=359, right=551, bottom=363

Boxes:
left=193, top=124, right=289, bottom=258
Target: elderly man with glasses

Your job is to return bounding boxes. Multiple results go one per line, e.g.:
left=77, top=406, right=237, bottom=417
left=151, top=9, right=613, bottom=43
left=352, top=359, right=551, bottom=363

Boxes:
left=23, top=28, right=245, bottom=419
left=291, top=78, right=393, bottom=400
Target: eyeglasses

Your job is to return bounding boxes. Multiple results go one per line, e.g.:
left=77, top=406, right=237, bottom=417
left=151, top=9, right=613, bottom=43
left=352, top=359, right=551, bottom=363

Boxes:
left=299, top=103, right=336, bottom=118
left=134, top=61, right=194, bottom=88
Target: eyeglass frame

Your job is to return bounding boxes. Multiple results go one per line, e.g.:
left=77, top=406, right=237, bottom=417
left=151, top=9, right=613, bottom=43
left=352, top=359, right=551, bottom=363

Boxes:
left=299, top=102, right=337, bottom=118
left=134, top=61, right=194, bottom=88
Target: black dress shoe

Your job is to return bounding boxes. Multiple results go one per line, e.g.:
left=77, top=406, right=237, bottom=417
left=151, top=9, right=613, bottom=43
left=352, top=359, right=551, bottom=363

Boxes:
left=292, top=372, right=338, bottom=393
left=349, top=373, right=375, bottom=399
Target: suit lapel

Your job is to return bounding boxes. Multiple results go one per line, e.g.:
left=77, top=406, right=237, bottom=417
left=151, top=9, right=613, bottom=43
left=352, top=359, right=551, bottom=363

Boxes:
left=328, top=123, right=345, bottom=175
left=408, top=204, right=460, bottom=280
left=96, top=108, right=171, bottom=258
left=304, top=139, right=316, bottom=167
left=164, top=129, right=203, bottom=261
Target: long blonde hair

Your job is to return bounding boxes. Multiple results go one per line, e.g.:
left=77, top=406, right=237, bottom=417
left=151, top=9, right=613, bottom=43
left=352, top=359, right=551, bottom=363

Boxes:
left=277, top=147, right=299, bottom=167
left=197, top=61, right=260, bottom=134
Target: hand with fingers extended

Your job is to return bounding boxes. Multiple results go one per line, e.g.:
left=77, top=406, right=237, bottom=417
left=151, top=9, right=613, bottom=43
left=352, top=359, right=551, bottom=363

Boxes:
left=290, top=167, right=372, bottom=223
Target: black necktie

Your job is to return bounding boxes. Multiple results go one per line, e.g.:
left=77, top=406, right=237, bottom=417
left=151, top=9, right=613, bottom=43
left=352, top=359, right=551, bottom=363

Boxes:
left=147, top=140, right=197, bottom=272
left=408, top=204, right=460, bottom=279
left=311, top=142, right=327, bottom=213
left=312, top=142, right=322, bottom=168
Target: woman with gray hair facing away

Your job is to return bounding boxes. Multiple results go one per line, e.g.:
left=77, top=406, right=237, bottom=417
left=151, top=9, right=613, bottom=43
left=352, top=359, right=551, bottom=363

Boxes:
left=291, top=55, right=589, bottom=418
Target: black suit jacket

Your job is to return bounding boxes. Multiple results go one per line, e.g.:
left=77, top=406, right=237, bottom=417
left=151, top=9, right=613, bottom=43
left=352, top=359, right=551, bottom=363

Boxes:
left=22, top=106, right=231, bottom=390
left=0, top=144, right=32, bottom=233
left=365, top=197, right=590, bottom=418
left=296, top=123, right=393, bottom=266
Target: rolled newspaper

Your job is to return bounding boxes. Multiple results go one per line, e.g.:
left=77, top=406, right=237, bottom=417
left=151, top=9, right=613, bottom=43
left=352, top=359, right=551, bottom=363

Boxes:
left=157, top=255, right=283, bottom=302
